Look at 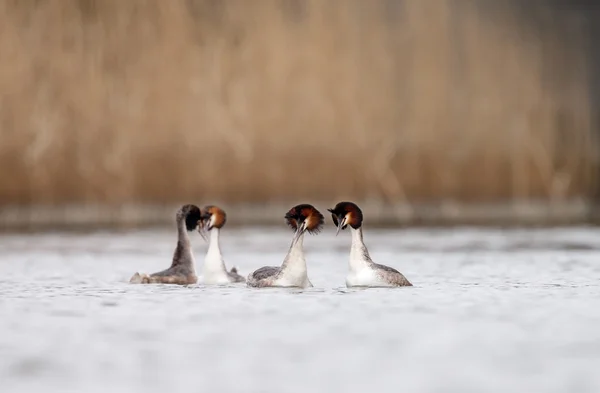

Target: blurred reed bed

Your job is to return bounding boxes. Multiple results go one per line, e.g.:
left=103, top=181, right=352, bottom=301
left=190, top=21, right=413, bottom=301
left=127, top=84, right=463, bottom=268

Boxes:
left=0, top=0, right=597, bottom=224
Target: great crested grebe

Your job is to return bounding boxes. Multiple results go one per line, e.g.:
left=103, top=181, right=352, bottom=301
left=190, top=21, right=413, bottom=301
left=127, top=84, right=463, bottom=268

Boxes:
left=129, top=204, right=201, bottom=285
left=198, top=205, right=245, bottom=284
left=328, top=201, right=412, bottom=288
left=247, top=204, right=324, bottom=288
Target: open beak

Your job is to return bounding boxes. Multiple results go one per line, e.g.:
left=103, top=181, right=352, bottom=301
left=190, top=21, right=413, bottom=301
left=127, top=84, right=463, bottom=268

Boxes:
left=197, top=219, right=208, bottom=241
left=335, top=215, right=346, bottom=237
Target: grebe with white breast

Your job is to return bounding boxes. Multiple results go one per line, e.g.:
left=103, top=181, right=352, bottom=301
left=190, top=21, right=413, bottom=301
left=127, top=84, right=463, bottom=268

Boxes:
left=247, top=204, right=323, bottom=288
left=129, top=204, right=201, bottom=285
left=198, top=205, right=245, bottom=284
left=328, top=201, right=412, bottom=288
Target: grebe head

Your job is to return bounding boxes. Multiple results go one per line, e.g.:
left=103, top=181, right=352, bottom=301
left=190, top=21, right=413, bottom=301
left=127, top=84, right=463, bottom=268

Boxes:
left=285, top=204, right=324, bottom=243
left=176, top=204, right=202, bottom=232
left=198, top=205, right=227, bottom=240
left=327, top=201, right=363, bottom=236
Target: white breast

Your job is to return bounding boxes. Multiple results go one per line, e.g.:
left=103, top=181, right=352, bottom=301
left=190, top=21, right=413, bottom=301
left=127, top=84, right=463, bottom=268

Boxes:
left=271, top=233, right=311, bottom=288
left=201, top=229, right=232, bottom=285
left=272, top=272, right=311, bottom=288
left=202, top=271, right=232, bottom=285
left=346, top=266, right=395, bottom=288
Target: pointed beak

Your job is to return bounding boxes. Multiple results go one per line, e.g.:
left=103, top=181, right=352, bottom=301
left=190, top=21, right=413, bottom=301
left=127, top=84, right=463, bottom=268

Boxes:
left=292, top=227, right=302, bottom=244
left=197, top=219, right=208, bottom=242
left=335, top=215, right=346, bottom=237
left=292, top=219, right=306, bottom=243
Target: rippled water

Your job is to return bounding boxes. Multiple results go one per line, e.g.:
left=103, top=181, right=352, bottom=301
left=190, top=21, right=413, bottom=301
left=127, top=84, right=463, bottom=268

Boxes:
left=1, top=226, right=600, bottom=393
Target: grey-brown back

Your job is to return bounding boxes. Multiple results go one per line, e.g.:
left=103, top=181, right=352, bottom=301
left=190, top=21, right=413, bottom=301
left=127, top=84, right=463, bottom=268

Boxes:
left=250, top=266, right=281, bottom=281
left=373, top=263, right=412, bottom=287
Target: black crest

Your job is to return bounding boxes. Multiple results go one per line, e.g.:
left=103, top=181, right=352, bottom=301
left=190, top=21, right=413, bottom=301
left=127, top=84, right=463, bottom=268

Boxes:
left=179, top=204, right=201, bottom=231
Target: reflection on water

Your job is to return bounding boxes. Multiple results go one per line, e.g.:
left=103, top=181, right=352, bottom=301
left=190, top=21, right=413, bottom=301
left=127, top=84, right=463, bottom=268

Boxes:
left=1, top=226, right=600, bottom=393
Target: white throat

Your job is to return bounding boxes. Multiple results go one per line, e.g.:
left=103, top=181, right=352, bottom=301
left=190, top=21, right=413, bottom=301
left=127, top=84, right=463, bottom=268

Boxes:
left=281, top=233, right=307, bottom=278
left=349, top=227, right=372, bottom=272
left=202, top=228, right=227, bottom=278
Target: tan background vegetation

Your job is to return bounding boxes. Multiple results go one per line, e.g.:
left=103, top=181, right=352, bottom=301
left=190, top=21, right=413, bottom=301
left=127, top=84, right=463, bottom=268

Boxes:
left=0, top=0, right=598, bottom=226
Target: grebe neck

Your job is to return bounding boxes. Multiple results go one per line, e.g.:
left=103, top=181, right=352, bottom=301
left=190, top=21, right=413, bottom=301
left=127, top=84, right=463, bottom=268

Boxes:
left=281, top=232, right=306, bottom=274
left=349, top=227, right=372, bottom=271
left=204, top=228, right=226, bottom=272
left=171, top=218, right=195, bottom=270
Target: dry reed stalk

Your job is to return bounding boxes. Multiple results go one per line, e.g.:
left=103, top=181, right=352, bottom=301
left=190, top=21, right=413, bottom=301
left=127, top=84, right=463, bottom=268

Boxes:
left=0, top=0, right=596, bottom=213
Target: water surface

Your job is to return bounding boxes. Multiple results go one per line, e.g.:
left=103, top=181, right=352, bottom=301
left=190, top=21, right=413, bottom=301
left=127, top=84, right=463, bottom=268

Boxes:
left=1, top=226, right=600, bottom=393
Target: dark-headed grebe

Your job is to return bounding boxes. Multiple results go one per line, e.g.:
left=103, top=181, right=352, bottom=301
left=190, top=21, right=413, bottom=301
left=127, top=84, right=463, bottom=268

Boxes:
left=247, top=204, right=324, bottom=288
left=129, top=204, right=201, bottom=285
left=198, top=205, right=245, bottom=284
left=328, top=201, right=412, bottom=287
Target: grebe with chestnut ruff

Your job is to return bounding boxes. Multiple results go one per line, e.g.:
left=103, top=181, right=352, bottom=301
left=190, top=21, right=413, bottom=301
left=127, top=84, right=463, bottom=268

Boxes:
left=246, top=204, right=324, bottom=288
left=198, top=205, right=245, bottom=284
left=129, top=204, right=201, bottom=285
left=328, top=201, right=412, bottom=288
